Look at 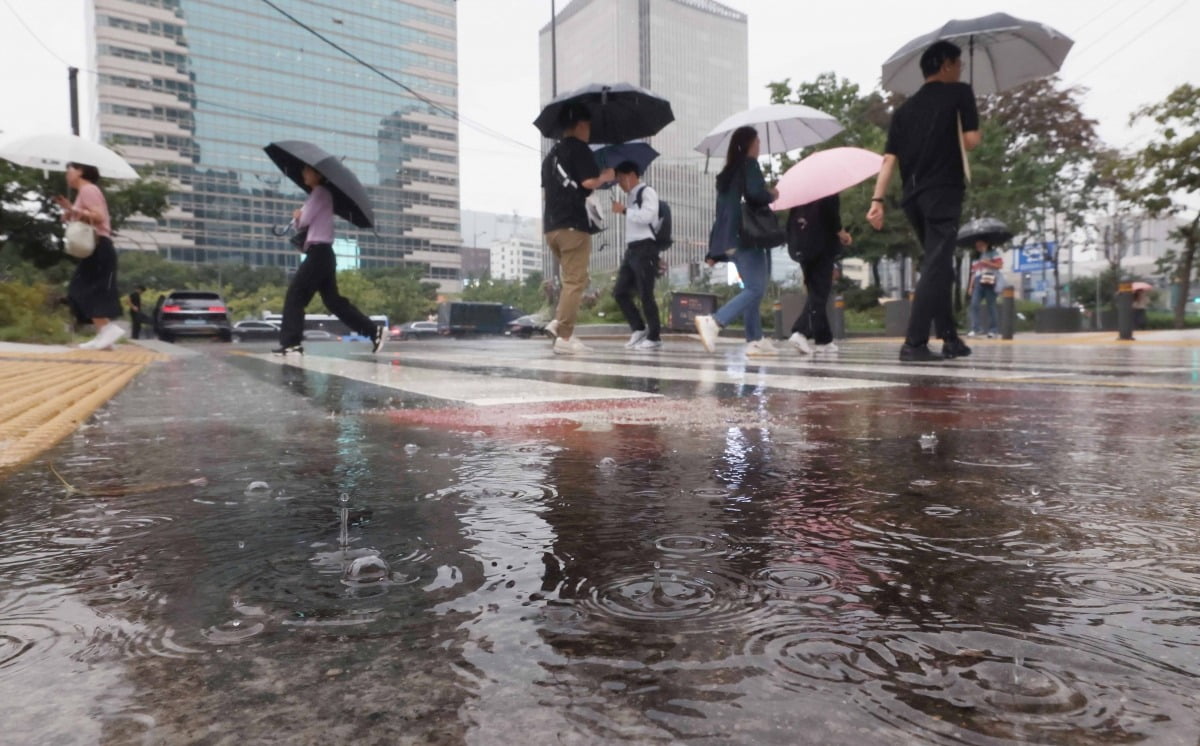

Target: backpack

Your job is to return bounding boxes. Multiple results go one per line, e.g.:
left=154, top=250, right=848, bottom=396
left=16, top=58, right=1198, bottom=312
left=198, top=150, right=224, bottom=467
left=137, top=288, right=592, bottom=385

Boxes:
left=786, top=201, right=831, bottom=263
left=633, top=184, right=672, bottom=251
left=542, top=143, right=603, bottom=234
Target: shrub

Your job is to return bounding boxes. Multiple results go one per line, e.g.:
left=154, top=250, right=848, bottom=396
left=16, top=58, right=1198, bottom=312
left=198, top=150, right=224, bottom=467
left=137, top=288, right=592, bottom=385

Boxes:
left=0, top=282, right=74, bottom=344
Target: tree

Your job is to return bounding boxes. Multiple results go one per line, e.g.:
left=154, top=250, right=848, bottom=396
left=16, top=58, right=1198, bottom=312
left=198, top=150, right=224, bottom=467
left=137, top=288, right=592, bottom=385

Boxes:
left=1123, top=84, right=1200, bottom=328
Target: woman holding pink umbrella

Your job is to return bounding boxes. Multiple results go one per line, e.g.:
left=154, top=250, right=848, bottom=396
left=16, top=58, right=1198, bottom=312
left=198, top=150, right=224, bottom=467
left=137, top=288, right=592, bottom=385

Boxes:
left=784, top=194, right=852, bottom=355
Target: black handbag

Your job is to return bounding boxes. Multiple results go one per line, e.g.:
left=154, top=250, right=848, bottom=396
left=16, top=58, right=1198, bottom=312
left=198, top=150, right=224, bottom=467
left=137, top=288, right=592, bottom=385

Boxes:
left=738, top=165, right=784, bottom=250
left=289, top=226, right=308, bottom=250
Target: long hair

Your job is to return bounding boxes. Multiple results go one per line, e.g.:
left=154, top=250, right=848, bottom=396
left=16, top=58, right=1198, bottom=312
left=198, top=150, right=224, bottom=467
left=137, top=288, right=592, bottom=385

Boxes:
left=716, top=126, right=757, bottom=192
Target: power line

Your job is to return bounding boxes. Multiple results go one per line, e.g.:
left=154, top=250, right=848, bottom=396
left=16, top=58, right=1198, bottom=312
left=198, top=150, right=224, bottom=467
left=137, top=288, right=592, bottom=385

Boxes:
left=1072, top=0, right=1189, bottom=82
left=1071, top=0, right=1126, bottom=35
left=1067, top=0, right=1161, bottom=62
left=255, top=0, right=540, bottom=154
left=0, top=0, right=75, bottom=68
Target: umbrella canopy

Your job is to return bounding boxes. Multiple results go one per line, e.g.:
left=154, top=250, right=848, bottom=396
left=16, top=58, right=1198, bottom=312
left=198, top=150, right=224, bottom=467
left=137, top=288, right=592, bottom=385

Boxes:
left=590, top=142, right=659, bottom=173
left=0, top=132, right=139, bottom=180
left=956, top=217, right=1013, bottom=248
left=694, top=104, right=843, bottom=157
left=770, top=147, right=884, bottom=211
left=264, top=140, right=375, bottom=229
left=1130, top=281, right=1153, bottom=293
left=882, top=13, right=1074, bottom=96
left=534, top=83, right=674, bottom=145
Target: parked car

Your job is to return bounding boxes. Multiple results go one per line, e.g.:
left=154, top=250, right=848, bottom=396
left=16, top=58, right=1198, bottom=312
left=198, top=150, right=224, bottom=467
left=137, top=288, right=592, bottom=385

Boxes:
left=391, top=321, right=439, bottom=340
left=302, top=329, right=336, bottom=341
left=155, top=290, right=232, bottom=342
left=505, top=314, right=548, bottom=339
left=230, top=319, right=280, bottom=343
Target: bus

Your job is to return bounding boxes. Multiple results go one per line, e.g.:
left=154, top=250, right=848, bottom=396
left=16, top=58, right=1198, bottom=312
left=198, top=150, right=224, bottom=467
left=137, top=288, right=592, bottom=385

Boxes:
left=262, top=313, right=388, bottom=341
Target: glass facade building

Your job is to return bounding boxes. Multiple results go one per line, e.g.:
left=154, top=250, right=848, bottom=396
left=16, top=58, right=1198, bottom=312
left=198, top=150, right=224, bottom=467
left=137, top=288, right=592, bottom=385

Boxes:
left=538, top=0, right=748, bottom=277
left=89, top=0, right=462, bottom=290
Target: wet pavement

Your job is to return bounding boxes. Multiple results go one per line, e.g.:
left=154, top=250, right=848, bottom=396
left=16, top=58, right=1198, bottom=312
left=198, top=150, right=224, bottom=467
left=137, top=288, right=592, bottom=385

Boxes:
left=2, top=334, right=1200, bottom=744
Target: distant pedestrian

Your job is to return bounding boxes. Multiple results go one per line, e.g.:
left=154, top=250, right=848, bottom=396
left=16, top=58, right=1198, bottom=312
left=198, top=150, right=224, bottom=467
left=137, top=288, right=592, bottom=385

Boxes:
left=128, top=284, right=148, bottom=340
left=540, top=103, right=615, bottom=355
left=967, top=240, right=1002, bottom=337
left=694, top=126, right=780, bottom=357
left=867, top=40, right=981, bottom=362
left=53, top=162, right=125, bottom=350
left=611, top=161, right=664, bottom=352
left=275, top=165, right=383, bottom=355
left=785, top=194, right=852, bottom=355
left=1132, top=288, right=1150, bottom=330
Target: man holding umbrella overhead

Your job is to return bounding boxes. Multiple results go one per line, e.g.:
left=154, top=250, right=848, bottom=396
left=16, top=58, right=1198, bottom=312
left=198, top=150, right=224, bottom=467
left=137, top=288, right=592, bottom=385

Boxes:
left=264, top=140, right=383, bottom=356
left=868, top=41, right=981, bottom=362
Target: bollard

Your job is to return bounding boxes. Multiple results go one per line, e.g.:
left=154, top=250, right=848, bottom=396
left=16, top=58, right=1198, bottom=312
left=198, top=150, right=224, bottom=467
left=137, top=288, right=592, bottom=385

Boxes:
left=1116, top=282, right=1134, bottom=341
left=1000, top=286, right=1016, bottom=340
left=829, top=295, right=846, bottom=340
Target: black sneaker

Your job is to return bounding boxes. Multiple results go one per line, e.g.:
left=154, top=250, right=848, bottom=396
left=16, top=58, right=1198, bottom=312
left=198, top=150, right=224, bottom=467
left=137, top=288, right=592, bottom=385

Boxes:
left=272, top=344, right=303, bottom=356
left=942, top=338, right=972, bottom=359
left=899, top=343, right=943, bottom=362
left=371, top=326, right=385, bottom=354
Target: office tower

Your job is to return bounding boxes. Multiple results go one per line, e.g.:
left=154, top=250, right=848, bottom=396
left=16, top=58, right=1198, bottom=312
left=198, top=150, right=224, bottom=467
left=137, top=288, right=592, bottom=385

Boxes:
left=90, top=0, right=462, bottom=289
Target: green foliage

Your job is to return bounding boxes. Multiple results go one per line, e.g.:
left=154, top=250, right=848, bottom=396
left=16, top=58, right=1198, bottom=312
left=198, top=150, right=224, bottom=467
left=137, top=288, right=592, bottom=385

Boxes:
left=843, top=284, right=884, bottom=312
left=0, top=282, right=74, bottom=344
left=1124, top=83, right=1200, bottom=328
left=461, top=271, right=547, bottom=316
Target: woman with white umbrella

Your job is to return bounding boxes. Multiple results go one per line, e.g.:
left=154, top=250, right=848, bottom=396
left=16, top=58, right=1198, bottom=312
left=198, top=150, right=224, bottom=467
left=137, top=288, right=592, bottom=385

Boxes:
left=52, top=162, right=125, bottom=350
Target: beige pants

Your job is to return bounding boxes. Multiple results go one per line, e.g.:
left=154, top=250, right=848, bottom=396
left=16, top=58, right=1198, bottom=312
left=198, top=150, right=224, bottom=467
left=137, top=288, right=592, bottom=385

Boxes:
left=546, top=228, right=591, bottom=340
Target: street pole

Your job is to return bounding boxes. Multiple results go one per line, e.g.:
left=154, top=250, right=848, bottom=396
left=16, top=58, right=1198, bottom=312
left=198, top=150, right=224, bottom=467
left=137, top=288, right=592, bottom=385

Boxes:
left=547, top=0, right=561, bottom=314
left=68, top=67, right=80, bottom=136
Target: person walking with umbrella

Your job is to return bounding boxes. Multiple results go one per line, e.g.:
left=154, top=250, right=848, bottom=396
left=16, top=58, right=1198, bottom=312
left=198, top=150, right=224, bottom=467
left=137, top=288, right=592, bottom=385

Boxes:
left=264, top=141, right=383, bottom=356
left=540, top=103, right=615, bottom=355
left=694, top=126, right=780, bottom=357
left=785, top=194, right=852, bottom=355
left=867, top=40, right=981, bottom=362
left=611, top=160, right=665, bottom=351
left=52, top=162, right=125, bottom=350
left=273, top=163, right=382, bottom=355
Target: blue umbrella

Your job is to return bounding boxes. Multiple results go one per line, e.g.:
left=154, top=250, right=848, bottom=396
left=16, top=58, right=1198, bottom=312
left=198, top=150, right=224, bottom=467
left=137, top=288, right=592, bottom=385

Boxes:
left=590, top=142, right=659, bottom=173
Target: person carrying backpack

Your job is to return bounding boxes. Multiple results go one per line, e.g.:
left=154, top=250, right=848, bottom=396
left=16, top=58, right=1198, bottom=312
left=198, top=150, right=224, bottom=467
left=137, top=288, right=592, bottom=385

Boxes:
left=611, top=160, right=669, bottom=351
left=785, top=193, right=851, bottom=355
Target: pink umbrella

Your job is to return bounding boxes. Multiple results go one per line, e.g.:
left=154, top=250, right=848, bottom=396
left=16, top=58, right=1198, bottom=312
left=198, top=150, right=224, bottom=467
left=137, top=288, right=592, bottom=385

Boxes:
left=771, top=147, right=884, bottom=211
left=1131, top=281, right=1153, bottom=292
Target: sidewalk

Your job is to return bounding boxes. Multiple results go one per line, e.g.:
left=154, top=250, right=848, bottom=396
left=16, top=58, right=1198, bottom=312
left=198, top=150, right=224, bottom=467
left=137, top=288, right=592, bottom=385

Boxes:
left=0, top=341, right=168, bottom=470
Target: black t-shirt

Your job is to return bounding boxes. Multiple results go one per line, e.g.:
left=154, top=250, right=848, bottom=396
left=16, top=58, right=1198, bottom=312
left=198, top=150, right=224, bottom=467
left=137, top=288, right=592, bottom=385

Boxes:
left=885, top=81, right=979, bottom=201
left=129, top=291, right=141, bottom=310
left=787, top=194, right=842, bottom=261
left=541, top=136, right=600, bottom=233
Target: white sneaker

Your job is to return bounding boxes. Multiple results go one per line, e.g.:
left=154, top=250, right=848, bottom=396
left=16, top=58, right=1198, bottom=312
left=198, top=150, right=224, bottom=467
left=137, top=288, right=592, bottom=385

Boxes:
left=815, top=342, right=839, bottom=354
left=553, top=336, right=592, bottom=355
left=78, top=336, right=103, bottom=350
left=544, top=319, right=560, bottom=340
left=694, top=315, right=720, bottom=353
left=758, top=337, right=780, bottom=353
left=967, top=331, right=977, bottom=338
left=745, top=339, right=778, bottom=356
left=787, top=332, right=813, bottom=354
left=93, top=323, right=126, bottom=350
left=625, top=329, right=648, bottom=349
left=633, top=338, right=662, bottom=351
left=987, top=332, right=997, bottom=339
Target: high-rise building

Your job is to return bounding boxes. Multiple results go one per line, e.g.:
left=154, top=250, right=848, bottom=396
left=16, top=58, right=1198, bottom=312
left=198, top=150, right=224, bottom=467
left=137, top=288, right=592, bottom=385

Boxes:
left=89, top=0, right=462, bottom=290
left=537, top=0, right=748, bottom=277
left=490, top=236, right=544, bottom=282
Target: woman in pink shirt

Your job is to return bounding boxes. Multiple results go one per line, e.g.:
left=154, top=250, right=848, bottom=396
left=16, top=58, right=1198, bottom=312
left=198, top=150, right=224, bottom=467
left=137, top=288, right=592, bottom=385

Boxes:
left=53, top=162, right=125, bottom=349
left=274, top=164, right=382, bottom=355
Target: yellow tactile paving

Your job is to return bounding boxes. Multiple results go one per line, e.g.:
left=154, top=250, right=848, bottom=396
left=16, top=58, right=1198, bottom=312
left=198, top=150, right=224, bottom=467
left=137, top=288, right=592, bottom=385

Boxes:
left=0, top=346, right=166, bottom=470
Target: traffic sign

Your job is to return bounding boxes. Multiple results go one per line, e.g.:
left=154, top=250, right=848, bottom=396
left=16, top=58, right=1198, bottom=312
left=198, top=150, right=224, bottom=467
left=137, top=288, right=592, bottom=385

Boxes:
left=1014, top=241, right=1056, bottom=272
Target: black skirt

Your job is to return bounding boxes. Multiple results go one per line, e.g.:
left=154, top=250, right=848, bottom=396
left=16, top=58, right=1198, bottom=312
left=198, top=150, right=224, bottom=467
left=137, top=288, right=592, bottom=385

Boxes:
left=68, top=236, right=122, bottom=323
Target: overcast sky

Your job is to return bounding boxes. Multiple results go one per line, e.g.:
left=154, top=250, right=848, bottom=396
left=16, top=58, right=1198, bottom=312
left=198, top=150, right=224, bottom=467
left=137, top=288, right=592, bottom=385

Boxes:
left=2, top=0, right=1197, bottom=221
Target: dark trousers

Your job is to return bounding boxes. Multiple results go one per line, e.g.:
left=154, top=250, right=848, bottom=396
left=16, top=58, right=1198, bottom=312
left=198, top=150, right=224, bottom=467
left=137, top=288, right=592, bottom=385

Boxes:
left=613, top=240, right=661, bottom=341
left=903, top=187, right=963, bottom=347
left=280, top=243, right=374, bottom=346
left=791, top=251, right=835, bottom=345
left=129, top=310, right=145, bottom=339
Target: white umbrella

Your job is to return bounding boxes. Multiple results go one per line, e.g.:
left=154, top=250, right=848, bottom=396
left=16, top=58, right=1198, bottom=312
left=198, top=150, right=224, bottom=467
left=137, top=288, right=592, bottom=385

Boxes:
left=0, top=132, right=139, bottom=180
left=881, top=13, right=1074, bottom=96
left=694, top=104, right=843, bottom=158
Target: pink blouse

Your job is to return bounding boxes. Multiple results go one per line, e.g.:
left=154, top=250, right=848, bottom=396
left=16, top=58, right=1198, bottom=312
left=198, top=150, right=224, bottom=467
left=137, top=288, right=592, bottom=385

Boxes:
left=71, top=182, right=112, bottom=238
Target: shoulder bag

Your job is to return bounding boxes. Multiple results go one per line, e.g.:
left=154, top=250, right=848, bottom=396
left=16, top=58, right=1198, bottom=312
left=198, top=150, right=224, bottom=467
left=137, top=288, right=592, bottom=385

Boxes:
left=738, top=164, right=784, bottom=250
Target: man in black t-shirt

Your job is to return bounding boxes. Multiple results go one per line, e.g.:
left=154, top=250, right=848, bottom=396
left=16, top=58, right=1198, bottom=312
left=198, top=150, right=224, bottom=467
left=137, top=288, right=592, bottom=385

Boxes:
left=867, top=40, right=981, bottom=362
left=128, top=285, right=147, bottom=339
left=541, top=102, right=614, bottom=354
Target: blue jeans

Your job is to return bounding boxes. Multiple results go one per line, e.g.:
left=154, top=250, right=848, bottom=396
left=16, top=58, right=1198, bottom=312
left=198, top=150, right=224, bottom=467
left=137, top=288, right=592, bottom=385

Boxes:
left=970, top=281, right=998, bottom=334
left=714, top=247, right=767, bottom=341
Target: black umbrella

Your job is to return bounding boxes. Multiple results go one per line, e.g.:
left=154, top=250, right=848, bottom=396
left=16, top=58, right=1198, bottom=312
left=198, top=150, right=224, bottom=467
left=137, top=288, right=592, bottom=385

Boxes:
left=263, top=140, right=375, bottom=229
left=534, top=83, right=674, bottom=145
left=957, top=217, right=1013, bottom=248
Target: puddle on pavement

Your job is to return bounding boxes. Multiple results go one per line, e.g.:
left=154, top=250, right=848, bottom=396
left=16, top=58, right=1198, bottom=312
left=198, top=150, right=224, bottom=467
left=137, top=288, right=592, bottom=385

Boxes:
left=1, top=354, right=1199, bottom=743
